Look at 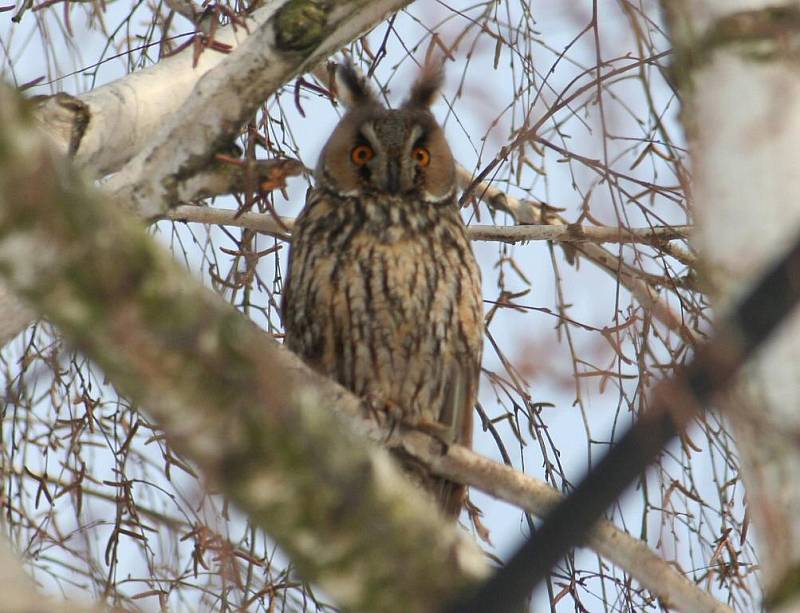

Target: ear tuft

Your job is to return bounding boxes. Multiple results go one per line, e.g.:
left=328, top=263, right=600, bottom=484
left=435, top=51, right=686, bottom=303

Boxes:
left=336, top=60, right=379, bottom=108
left=403, top=62, right=444, bottom=109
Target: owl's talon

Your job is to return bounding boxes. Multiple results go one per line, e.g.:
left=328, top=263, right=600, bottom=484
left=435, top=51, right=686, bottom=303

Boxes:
left=401, top=416, right=450, bottom=456
left=412, top=416, right=449, bottom=436
left=365, top=395, right=406, bottom=441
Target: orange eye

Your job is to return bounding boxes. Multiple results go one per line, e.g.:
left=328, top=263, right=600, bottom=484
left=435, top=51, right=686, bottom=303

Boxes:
left=413, top=147, right=431, bottom=167
left=351, top=145, right=374, bottom=166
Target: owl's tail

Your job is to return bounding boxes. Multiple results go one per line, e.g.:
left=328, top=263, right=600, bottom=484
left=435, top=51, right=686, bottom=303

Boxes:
left=436, top=479, right=468, bottom=519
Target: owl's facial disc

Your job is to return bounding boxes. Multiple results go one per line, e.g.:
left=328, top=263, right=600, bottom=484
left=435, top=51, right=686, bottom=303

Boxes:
left=317, top=103, right=456, bottom=201
left=357, top=119, right=426, bottom=196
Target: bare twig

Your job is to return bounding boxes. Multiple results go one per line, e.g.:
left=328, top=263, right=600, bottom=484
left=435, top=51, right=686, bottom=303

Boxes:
left=457, top=166, right=698, bottom=344
left=165, top=204, right=691, bottom=245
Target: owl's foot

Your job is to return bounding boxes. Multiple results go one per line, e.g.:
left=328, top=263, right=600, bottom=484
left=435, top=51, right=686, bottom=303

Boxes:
left=414, top=418, right=451, bottom=458
left=365, top=394, right=405, bottom=441
left=411, top=416, right=450, bottom=437
left=365, top=396, right=450, bottom=448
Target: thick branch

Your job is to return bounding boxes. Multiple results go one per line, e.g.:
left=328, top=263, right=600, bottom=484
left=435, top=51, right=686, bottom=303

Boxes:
left=33, top=2, right=277, bottom=176
left=104, top=0, right=413, bottom=217
left=664, top=2, right=800, bottom=608
left=0, top=84, right=486, bottom=613
left=395, top=430, right=732, bottom=613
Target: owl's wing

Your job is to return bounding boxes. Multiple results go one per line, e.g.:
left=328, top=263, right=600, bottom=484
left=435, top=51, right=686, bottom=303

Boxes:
left=439, top=355, right=480, bottom=448
left=280, top=187, right=314, bottom=330
left=433, top=354, right=480, bottom=517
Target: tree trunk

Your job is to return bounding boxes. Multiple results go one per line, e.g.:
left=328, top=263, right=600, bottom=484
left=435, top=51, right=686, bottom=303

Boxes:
left=664, top=2, right=800, bottom=608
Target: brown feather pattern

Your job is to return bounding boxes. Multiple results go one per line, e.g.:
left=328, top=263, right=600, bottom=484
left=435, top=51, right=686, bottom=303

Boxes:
left=283, top=188, right=482, bottom=517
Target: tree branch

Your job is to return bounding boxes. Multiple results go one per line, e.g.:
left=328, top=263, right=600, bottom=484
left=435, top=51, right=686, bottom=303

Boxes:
left=33, top=1, right=277, bottom=176
left=466, top=223, right=692, bottom=245
left=456, top=166, right=699, bottom=344
left=174, top=157, right=304, bottom=202
left=165, top=204, right=692, bottom=245
left=663, top=3, right=800, bottom=607
left=1, top=81, right=486, bottom=613
left=395, top=430, right=733, bottom=613
left=103, top=0, right=414, bottom=217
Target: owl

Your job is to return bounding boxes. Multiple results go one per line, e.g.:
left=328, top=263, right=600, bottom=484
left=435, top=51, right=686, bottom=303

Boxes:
left=282, top=61, right=483, bottom=518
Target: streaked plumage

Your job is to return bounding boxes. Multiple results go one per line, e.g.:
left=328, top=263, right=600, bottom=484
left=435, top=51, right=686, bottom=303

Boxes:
left=282, top=62, right=482, bottom=517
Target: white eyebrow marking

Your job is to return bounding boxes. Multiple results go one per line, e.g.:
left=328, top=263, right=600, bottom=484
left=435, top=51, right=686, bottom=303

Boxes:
left=422, top=185, right=456, bottom=203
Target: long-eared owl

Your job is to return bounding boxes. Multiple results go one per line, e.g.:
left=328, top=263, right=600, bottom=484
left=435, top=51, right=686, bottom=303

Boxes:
left=282, top=61, right=483, bottom=518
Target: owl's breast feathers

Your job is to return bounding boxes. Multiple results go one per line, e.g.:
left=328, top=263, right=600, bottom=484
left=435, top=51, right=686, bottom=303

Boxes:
left=283, top=189, right=483, bottom=438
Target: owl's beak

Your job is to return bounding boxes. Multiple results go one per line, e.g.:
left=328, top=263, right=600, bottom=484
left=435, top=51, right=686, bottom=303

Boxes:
left=386, top=159, right=401, bottom=194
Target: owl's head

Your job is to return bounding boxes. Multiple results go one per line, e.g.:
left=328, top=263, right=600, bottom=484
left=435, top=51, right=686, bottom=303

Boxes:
left=315, top=62, right=456, bottom=202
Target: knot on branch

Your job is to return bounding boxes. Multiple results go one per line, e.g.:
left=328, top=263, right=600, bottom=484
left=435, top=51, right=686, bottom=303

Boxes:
left=274, top=0, right=330, bottom=52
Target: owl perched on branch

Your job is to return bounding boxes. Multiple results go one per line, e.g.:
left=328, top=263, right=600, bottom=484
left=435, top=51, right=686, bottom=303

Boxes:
left=282, top=61, right=483, bottom=518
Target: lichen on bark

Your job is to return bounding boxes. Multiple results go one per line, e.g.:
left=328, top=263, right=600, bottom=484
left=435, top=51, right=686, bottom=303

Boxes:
left=274, top=0, right=331, bottom=51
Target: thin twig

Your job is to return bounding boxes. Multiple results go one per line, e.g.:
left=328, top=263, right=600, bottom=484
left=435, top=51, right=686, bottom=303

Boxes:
left=166, top=205, right=691, bottom=245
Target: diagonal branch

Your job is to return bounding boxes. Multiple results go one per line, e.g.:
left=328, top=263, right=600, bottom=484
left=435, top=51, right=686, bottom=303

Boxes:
left=450, top=231, right=800, bottom=612
left=33, top=0, right=289, bottom=176
left=396, top=431, right=732, bottom=613
left=103, top=0, right=414, bottom=217
left=1, top=80, right=486, bottom=613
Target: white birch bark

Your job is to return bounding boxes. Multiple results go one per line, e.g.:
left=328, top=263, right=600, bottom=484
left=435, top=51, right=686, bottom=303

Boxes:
left=103, top=0, right=411, bottom=217
left=664, top=2, right=800, bottom=608
left=35, top=1, right=279, bottom=176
